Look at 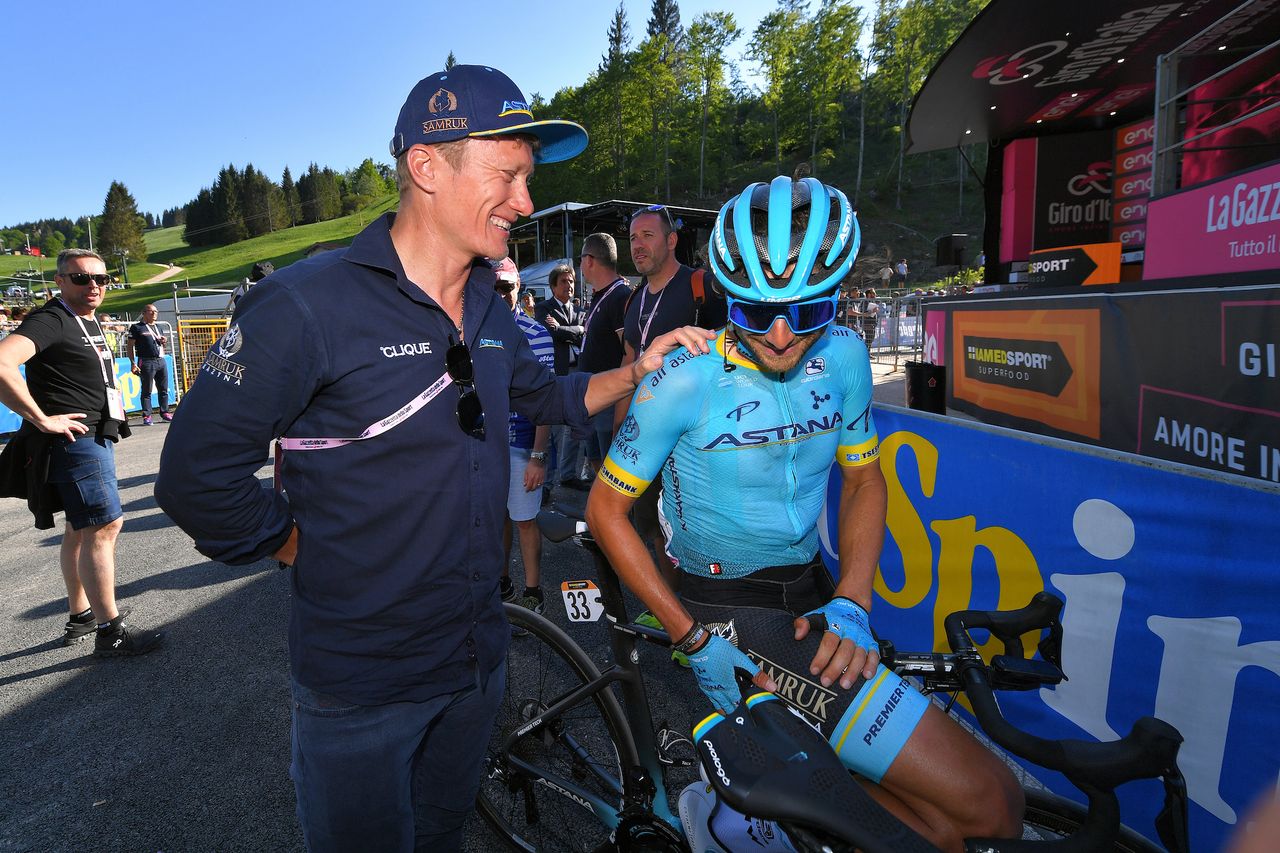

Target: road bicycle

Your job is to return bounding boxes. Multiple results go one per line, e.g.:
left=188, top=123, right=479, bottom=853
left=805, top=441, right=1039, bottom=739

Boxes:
left=475, top=511, right=1189, bottom=852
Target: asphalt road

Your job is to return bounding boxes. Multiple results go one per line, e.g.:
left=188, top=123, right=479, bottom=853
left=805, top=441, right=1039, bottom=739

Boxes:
left=0, top=363, right=911, bottom=852
left=0, top=420, right=708, bottom=852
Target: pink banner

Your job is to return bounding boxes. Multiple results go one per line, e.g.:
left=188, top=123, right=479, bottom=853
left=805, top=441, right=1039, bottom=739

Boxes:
left=923, top=308, right=946, bottom=366
left=1145, top=160, right=1280, bottom=280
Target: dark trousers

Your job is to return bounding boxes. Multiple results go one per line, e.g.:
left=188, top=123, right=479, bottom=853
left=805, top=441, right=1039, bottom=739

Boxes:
left=138, top=357, right=169, bottom=415
left=290, top=661, right=506, bottom=852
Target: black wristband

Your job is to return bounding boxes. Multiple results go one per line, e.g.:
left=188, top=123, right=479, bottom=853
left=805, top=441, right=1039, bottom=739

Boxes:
left=673, top=622, right=708, bottom=654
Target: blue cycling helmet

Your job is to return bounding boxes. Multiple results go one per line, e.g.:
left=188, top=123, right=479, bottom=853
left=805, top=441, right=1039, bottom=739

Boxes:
left=709, top=176, right=860, bottom=303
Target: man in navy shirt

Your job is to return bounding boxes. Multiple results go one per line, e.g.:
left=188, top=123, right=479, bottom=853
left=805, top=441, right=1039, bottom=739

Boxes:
left=155, top=65, right=712, bottom=852
left=125, top=304, right=172, bottom=425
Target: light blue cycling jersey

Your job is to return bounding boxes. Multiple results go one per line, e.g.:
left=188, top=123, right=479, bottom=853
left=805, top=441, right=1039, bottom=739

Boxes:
left=599, top=325, right=879, bottom=578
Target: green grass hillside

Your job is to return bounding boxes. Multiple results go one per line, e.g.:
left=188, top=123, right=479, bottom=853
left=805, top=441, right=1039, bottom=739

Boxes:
left=99, top=196, right=399, bottom=314
left=144, top=225, right=189, bottom=254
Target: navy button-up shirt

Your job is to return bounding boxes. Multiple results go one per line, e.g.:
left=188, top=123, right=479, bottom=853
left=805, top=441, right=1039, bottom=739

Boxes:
left=156, top=213, right=590, bottom=704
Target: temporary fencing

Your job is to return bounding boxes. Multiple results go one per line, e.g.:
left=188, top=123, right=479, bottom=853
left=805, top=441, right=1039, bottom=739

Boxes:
left=836, top=293, right=928, bottom=368
left=176, top=319, right=230, bottom=394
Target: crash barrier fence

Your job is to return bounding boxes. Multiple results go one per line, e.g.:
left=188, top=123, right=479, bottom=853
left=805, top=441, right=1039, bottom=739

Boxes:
left=835, top=294, right=927, bottom=367
left=175, top=319, right=231, bottom=395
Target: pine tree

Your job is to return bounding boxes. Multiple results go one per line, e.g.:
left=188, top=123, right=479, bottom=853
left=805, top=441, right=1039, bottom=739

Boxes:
left=647, top=0, right=683, bottom=48
left=603, top=3, right=631, bottom=192
left=445, top=51, right=457, bottom=70
left=98, top=181, right=149, bottom=262
left=280, top=167, right=300, bottom=226
left=213, top=166, right=248, bottom=244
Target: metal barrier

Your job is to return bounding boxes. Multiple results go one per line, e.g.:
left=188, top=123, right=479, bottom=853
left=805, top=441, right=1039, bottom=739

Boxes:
left=837, top=294, right=926, bottom=369
left=176, top=319, right=230, bottom=394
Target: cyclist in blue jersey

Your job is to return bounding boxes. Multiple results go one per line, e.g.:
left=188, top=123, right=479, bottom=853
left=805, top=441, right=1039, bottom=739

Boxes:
left=587, top=177, right=1023, bottom=851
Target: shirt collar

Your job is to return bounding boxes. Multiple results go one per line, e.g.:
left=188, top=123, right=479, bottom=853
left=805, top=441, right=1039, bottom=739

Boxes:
left=342, top=211, right=497, bottom=329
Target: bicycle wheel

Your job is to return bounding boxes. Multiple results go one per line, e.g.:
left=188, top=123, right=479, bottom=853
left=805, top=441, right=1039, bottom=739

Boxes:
left=1018, top=787, right=1166, bottom=852
left=477, top=603, right=637, bottom=852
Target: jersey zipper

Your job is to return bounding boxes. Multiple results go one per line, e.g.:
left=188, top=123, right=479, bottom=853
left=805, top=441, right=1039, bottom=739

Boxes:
left=774, top=371, right=805, bottom=539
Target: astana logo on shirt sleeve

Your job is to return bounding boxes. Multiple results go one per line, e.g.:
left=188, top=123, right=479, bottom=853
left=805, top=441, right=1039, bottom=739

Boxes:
left=216, top=323, right=243, bottom=357
left=202, top=323, right=247, bottom=386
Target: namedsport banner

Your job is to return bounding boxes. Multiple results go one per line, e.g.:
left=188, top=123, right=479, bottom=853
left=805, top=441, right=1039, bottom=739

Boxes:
left=819, top=406, right=1280, bottom=852
left=0, top=356, right=177, bottom=433
left=928, top=284, right=1280, bottom=486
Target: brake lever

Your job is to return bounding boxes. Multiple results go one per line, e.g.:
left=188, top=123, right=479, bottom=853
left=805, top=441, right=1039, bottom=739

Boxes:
left=1155, top=769, right=1191, bottom=853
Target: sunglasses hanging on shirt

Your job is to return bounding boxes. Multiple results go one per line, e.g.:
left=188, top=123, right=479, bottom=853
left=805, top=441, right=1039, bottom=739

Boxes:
left=446, top=337, right=485, bottom=439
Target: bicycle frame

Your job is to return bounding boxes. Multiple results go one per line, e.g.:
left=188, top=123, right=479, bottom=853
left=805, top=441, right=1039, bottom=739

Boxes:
left=498, top=530, right=682, bottom=833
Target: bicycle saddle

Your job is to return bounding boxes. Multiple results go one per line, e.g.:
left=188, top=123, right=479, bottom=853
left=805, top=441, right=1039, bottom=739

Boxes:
left=693, top=692, right=940, bottom=853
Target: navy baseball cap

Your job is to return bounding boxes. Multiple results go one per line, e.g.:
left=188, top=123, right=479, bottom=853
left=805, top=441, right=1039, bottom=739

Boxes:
left=390, top=64, right=588, bottom=164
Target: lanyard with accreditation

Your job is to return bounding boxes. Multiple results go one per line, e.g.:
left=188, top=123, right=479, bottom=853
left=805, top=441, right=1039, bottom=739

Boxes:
left=277, top=369, right=454, bottom=451
left=59, top=299, right=126, bottom=422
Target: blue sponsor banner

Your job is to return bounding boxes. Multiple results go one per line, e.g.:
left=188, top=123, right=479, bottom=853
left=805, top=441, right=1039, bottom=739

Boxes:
left=820, top=406, right=1280, bottom=852
left=0, top=356, right=177, bottom=433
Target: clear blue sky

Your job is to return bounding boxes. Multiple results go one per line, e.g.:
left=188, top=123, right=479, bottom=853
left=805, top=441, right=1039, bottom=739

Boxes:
left=0, top=0, right=871, bottom=229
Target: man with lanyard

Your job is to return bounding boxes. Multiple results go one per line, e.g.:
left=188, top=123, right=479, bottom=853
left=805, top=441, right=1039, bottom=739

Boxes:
left=492, top=257, right=552, bottom=615
left=619, top=204, right=727, bottom=610
left=0, top=249, right=162, bottom=656
left=126, top=304, right=172, bottom=425
left=577, top=231, right=630, bottom=477
left=587, top=177, right=1023, bottom=852
left=154, top=65, right=712, bottom=852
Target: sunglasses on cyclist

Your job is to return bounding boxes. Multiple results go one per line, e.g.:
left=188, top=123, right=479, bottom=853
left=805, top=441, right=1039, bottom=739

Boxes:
left=446, top=337, right=485, bottom=439
left=630, top=204, right=682, bottom=233
left=727, top=294, right=839, bottom=335
left=60, top=272, right=112, bottom=287
left=494, top=280, right=517, bottom=294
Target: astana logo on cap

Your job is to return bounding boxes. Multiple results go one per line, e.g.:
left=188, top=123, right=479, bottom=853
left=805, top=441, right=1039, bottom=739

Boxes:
left=499, top=99, right=533, bottom=118
left=423, top=87, right=467, bottom=134
left=429, top=88, right=457, bottom=114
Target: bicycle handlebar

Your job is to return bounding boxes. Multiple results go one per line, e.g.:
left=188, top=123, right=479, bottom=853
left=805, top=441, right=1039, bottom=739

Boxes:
left=944, top=603, right=1183, bottom=790
left=945, top=598, right=1188, bottom=853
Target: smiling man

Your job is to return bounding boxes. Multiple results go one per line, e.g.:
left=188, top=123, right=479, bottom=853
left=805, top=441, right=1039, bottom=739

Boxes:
left=155, top=65, right=712, bottom=852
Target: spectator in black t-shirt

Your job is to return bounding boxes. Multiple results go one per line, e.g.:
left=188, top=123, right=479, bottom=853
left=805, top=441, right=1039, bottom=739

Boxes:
left=127, top=304, right=172, bottom=426
left=577, top=232, right=631, bottom=475
left=0, top=248, right=161, bottom=656
left=619, top=206, right=727, bottom=600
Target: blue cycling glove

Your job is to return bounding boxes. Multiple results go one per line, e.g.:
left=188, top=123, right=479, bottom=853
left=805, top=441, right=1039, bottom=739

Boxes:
left=688, top=634, right=761, bottom=715
left=804, top=597, right=877, bottom=655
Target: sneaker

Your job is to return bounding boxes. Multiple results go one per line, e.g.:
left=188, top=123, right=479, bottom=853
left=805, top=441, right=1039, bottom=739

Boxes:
left=141, top=415, right=153, bottom=426
left=93, top=614, right=162, bottom=658
left=515, top=592, right=545, bottom=616
left=63, top=607, right=131, bottom=646
left=62, top=611, right=97, bottom=645
left=159, top=412, right=173, bottom=422
left=500, top=576, right=517, bottom=603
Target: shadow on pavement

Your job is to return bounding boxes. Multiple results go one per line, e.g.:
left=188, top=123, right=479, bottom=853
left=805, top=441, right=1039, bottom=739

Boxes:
left=16, top=559, right=268, bottom=622
left=0, top=562, right=298, bottom=851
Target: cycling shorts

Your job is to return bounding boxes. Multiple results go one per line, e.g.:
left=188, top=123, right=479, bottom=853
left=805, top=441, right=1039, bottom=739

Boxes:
left=682, top=562, right=928, bottom=783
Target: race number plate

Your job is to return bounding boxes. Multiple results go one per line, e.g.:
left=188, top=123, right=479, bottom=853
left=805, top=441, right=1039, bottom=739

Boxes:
left=561, top=580, right=604, bottom=622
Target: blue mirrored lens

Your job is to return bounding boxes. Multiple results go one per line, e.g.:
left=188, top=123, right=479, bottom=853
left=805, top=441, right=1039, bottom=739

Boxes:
left=728, top=297, right=837, bottom=334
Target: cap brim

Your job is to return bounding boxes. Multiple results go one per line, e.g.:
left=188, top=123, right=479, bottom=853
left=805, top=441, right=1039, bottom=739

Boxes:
left=470, top=119, right=588, bottom=164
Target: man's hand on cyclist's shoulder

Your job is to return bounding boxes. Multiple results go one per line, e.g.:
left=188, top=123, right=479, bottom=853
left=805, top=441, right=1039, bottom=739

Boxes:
left=688, top=633, right=777, bottom=715
left=631, top=326, right=716, bottom=382
left=794, top=597, right=880, bottom=689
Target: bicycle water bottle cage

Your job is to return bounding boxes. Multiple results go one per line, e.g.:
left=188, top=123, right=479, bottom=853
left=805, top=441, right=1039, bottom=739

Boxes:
left=693, top=693, right=940, bottom=853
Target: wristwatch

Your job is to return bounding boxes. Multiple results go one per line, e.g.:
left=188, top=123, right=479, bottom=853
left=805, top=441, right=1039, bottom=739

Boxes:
left=529, top=451, right=548, bottom=462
